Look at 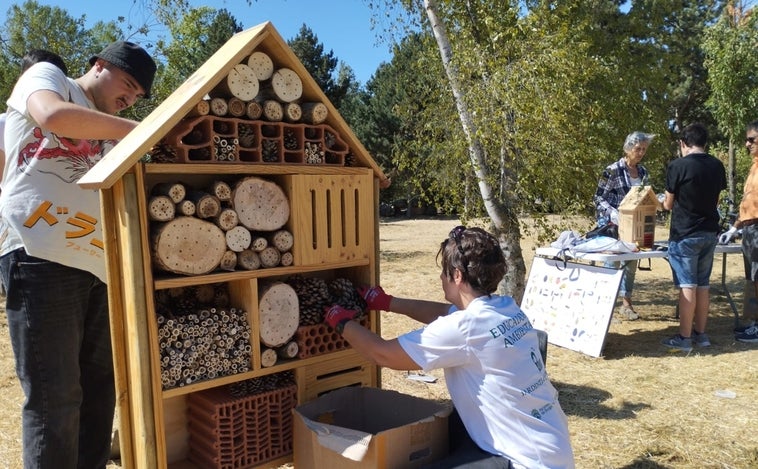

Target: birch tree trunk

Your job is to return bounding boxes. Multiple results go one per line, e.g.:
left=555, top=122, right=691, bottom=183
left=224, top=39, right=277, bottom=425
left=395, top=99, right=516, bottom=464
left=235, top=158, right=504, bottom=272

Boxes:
left=423, top=0, right=526, bottom=301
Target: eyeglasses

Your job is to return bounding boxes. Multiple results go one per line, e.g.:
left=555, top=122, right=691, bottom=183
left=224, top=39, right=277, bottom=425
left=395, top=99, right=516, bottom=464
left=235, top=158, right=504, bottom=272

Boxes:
left=449, top=225, right=466, bottom=256
left=747, top=136, right=758, bottom=144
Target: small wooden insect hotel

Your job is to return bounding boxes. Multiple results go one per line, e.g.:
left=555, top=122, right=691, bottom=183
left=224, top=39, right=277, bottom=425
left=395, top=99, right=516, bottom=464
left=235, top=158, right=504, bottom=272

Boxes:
left=618, top=185, right=659, bottom=249
left=79, top=22, right=388, bottom=468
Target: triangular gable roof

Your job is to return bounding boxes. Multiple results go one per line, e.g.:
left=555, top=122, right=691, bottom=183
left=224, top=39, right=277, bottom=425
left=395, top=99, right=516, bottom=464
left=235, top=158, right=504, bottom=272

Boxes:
left=618, top=185, right=657, bottom=210
left=79, top=21, right=388, bottom=190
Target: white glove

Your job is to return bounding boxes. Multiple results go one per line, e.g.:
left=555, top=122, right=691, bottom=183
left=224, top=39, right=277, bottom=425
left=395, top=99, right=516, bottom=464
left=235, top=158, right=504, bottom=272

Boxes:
left=609, top=208, right=619, bottom=225
left=719, top=226, right=738, bottom=244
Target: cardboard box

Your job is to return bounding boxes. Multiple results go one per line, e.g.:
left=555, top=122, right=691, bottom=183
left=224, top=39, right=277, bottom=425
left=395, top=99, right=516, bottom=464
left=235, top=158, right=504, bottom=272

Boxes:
left=293, top=387, right=451, bottom=468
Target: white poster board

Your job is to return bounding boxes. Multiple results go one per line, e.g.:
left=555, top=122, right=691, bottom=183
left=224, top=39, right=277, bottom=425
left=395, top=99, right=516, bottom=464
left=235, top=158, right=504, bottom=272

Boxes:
left=521, top=257, right=623, bottom=357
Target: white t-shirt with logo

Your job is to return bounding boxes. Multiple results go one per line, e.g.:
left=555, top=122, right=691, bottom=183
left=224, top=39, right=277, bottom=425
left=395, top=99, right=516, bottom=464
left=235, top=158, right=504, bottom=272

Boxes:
left=0, top=62, right=114, bottom=282
left=398, top=295, right=575, bottom=469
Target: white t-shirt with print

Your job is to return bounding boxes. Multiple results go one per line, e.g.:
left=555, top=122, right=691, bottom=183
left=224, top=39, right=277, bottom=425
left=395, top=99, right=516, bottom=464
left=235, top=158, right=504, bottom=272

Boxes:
left=0, top=62, right=114, bottom=282
left=398, top=295, right=575, bottom=469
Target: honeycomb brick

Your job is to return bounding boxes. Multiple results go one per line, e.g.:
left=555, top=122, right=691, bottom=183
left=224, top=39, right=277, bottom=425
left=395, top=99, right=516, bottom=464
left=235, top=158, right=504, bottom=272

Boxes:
left=187, top=382, right=297, bottom=468
left=294, top=317, right=369, bottom=359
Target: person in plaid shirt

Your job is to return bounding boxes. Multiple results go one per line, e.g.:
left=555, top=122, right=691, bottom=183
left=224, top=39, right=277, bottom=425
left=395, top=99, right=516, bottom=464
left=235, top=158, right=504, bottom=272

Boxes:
left=593, top=131, right=655, bottom=320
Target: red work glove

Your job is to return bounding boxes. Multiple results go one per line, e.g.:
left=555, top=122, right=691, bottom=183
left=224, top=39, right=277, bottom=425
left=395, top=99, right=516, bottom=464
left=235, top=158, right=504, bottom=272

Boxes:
left=357, top=285, right=393, bottom=311
left=324, top=305, right=359, bottom=334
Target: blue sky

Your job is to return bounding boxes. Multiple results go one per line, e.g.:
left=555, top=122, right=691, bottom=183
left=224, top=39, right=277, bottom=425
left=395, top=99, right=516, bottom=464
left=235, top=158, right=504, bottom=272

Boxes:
left=2, top=0, right=397, bottom=85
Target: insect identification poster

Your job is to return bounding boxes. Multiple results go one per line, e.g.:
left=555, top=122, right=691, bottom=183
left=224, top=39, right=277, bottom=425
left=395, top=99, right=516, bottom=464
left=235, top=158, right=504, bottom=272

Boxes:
left=521, top=257, right=623, bottom=357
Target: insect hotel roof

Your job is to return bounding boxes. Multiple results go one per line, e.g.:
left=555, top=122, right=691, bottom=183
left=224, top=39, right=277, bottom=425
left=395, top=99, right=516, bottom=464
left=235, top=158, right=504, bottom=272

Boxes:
left=78, top=21, right=388, bottom=190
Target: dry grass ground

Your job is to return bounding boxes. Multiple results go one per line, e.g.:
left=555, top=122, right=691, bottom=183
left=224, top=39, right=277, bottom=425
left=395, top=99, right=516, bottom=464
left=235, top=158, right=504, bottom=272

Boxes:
left=0, top=217, right=756, bottom=468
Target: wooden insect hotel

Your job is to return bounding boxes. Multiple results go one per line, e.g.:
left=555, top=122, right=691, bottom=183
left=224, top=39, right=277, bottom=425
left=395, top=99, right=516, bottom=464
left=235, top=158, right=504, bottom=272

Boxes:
left=618, top=185, right=659, bottom=249
left=78, top=22, right=389, bottom=468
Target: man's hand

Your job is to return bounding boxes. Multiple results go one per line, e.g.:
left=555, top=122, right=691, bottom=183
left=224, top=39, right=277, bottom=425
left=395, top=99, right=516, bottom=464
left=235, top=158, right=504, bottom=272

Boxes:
left=357, top=286, right=393, bottom=311
left=719, top=225, right=738, bottom=244
left=324, top=305, right=359, bottom=333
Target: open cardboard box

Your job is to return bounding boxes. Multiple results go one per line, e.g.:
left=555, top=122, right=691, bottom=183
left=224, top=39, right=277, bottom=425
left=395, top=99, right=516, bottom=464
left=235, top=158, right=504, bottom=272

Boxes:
left=293, top=387, right=451, bottom=468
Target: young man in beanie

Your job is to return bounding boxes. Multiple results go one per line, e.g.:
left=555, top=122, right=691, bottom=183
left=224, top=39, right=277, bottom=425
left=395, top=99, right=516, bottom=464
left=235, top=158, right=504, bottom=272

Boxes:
left=0, top=41, right=156, bottom=468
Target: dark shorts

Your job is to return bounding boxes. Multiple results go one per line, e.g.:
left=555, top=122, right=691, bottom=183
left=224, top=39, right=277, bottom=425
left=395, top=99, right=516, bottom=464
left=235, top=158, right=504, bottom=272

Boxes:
left=742, top=224, right=758, bottom=281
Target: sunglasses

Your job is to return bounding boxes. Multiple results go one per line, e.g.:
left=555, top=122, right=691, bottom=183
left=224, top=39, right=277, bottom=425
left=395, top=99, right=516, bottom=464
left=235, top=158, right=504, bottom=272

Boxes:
left=747, top=136, right=758, bottom=144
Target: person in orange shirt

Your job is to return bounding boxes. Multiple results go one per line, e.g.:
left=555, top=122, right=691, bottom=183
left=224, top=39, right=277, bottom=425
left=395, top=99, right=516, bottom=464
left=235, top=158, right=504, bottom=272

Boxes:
left=719, top=120, right=758, bottom=343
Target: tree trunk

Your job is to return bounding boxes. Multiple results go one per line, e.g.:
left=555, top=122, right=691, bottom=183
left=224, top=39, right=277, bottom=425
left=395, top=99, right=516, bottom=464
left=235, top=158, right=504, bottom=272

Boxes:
left=424, top=0, right=526, bottom=299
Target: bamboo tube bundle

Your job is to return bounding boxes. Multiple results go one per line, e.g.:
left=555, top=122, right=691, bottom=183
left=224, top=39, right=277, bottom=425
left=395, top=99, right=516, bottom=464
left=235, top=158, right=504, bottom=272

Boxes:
left=228, top=370, right=295, bottom=398
left=304, top=141, right=324, bottom=164
left=156, top=306, right=252, bottom=389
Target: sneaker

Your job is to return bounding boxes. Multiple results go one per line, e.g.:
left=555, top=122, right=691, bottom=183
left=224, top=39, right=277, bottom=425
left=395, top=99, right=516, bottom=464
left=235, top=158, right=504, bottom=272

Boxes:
left=661, top=335, right=693, bottom=352
left=619, top=306, right=639, bottom=321
left=734, top=321, right=756, bottom=333
left=692, top=331, right=711, bottom=347
left=735, top=325, right=758, bottom=343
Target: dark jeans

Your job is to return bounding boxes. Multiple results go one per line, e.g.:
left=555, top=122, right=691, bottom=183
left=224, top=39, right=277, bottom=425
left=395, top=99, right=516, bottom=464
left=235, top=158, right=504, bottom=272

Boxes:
left=0, top=249, right=114, bottom=469
left=422, top=409, right=512, bottom=469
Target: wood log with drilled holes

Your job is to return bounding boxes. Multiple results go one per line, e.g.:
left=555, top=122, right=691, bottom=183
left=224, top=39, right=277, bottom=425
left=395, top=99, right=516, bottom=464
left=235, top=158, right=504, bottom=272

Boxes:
left=227, top=97, right=246, bottom=117
left=269, top=229, right=294, bottom=252
left=209, top=97, right=228, bottom=116
left=231, top=177, right=290, bottom=231
left=280, top=251, right=293, bottom=267
left=247, top=51, right=273, bottom=80
left=276, top=341, right=299, bottom=359
left=214, top=63, right=259, bottom=101
left=260, top=99, right=283, bottom=122
left=152, top=217, right=226, bottom=275
left=186, top=100, right=210, bottom=117
left=245, top=101, right=262, bottom=120
left=151, top=182, right=186, bottom=203
left=214, top=208, right=239, bottom=231
left=260, top=348, right=277, bottom=367
left=283, top=102, right=302, bottom=122
left=218, top=250, right=238, bottom=271
left=186, top=191, right=221, bottom=219
left=250, top=236, right=267, bottom=252
left=148, top=195, right=176, bottom=222
left=258, top=282, right=299, bottom=348
left=225, top=225, right=252, bottom=252
left=260, top=68, right=303, bottom=102
left=209, top=181, right=231, bottom=202
left=259, top=246, right=281, bottom=268
left=175, top=200, right=196, bottom=217
left=301, top=102, right=328, bottom=125
left=237, top=249, right=261, bottom=270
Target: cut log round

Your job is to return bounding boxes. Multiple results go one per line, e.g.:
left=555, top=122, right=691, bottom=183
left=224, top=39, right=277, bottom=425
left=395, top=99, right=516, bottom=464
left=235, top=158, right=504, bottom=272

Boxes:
left=276, top=341, right=299, bottom=359
left=246, top=101, right=262, bottom=120
left=283, top=102, right=302, bottom=122
left=251, top=236, right=268, bottom=252
left=258, top=282, right=299, bottom=347
left=152, top=216, right=226, bottom=275
left=175, top=200, right=196, bottom=217
left=227, top=97, right=246, bottom=117
left=279, top=251, right=293, bottom=267
left=259, top=246, right=281, bottom=268
left=247, top=51, right=274, bottom=80
left=148, top=195, right=176, bottom=222
left=237, top=249, right=261, bottom=270
left=209, top=181, right=232, bottom=202
left=268, top=68, right=302, bottom=102
left=214, top=208, right=239, bottom=231
left=151, top=182, right=186, bottom=203
left=260, top=348, right=277, bottom=367
left=232, top=177, right=290, bottom=231
left=269, top=229, right=294, bottom=252
left=221, top=63, right=259, bottom=101
left=225, top=225, right=252, bottom=252
left=186, top=100, right=210, bottom=117
left=209, top=97, right=228, bottom=116
left=218, top=250, right=238, bottom=271
left=301, top=102, right=328, bottom=125
left=261, top=99, right=283, bottom=122
left=187, top=191, right=221, bottom=219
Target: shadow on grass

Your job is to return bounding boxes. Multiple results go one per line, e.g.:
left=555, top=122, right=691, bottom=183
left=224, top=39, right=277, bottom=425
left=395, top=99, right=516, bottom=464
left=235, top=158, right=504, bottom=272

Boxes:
left=553, top=381, right=651, bottom=419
